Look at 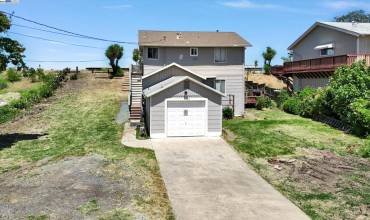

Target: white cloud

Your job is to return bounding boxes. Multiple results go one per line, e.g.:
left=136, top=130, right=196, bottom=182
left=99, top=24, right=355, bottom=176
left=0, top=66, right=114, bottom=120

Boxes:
left=323, top=0, right=370, bottom=10
left=219, top=0, right=323, bottom=15
left=220, top=0, right=283, bottom=9
left=102, top=4, right=132, bottom=10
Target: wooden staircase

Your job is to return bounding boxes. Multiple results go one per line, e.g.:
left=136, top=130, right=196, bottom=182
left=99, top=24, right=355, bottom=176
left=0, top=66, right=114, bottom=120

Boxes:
left=129, top=65, right=143, bottom=124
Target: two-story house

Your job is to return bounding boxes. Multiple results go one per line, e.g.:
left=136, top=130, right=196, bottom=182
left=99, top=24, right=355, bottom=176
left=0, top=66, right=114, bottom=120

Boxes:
left=129, top=30, right=251, bottom=138
left=273, top=22, right=370, bottom=91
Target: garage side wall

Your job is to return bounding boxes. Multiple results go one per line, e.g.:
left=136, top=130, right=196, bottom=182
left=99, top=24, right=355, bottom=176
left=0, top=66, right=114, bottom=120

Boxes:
left=150, top=81, right=222, bottom=137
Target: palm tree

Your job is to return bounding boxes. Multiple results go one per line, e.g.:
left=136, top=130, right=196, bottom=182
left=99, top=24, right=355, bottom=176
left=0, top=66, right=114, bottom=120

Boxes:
left=105, top=44, right=124, bottom=77
left=262, top=47, right=276, bottom=74
left=132, top=48, right=142, bottom=64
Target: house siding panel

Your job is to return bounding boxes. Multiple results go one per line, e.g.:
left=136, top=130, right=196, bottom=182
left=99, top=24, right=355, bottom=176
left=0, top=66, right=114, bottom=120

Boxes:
left=142, top=47, right=244, bottom=66
left=150, top=81, right=222, bottom=135
left=291, top=26, right=357, bottom=61
left=359, top=36, right=370, bottom=53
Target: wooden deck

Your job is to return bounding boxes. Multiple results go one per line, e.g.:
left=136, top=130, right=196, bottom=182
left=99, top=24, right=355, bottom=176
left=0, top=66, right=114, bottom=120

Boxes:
left=272, top=54, right=370, bottom=76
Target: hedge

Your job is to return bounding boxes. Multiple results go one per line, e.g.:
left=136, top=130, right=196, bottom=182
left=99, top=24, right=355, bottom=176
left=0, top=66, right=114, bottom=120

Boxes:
left=280, top=61, right=370, bottom=139
left=0, top=72, right=65, bottom=124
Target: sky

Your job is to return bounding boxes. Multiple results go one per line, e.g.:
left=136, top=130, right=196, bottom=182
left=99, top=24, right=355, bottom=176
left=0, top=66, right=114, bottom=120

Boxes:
left=1, top=0, right=370, bottom=69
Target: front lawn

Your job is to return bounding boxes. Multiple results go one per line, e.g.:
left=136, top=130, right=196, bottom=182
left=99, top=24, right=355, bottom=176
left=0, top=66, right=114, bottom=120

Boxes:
left=224, top=109, right=370, bottom=220
left=0, top=73, right=174, bottom=219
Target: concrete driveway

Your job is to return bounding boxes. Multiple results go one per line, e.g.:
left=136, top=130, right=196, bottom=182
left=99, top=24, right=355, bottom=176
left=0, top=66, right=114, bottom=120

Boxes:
left=151, top=137, right=310, bottom=220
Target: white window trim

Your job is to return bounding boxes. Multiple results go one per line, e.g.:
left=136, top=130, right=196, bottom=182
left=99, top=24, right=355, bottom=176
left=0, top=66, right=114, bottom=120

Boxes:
left=319, top=48, right=335, bottom=57
left=164, top=98, right=208, bottom=138
left=190, top=48, right=198, bottom=57
left=215, top=79, right=226, bottom=94
left=214, top=48, right=227, bottom=64
left=147, top=47, right=159, bottom=60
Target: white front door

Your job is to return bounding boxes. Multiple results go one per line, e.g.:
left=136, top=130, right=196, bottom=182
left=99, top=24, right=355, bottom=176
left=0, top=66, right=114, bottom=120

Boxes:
left=167, top=100, right=207, bottom=137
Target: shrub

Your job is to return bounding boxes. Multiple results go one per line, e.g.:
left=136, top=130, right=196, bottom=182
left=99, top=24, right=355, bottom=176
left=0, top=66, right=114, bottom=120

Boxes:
left=6, top=68, right=21, bottom=82
left=326, top=61, right=370, bottom=122
left=256, top=96, right=272, bottom=110
left=276, top=90, right=289, bottom=108
left=115, top=68, right=124, bottom=77
left=36, top=68, right=45, bottom=81
left=297, top=87, right=317, bottom=117
left=347, top=98, right=370, bottom=137
left=223, top=107, right=234, bottom=120
left=282, top=97, right=300, bottom=115
left=70, top=73, right=78, bottom=80
left=0, top=72, right=64, bottom=124
left=0, top=78, right=8, bottom=89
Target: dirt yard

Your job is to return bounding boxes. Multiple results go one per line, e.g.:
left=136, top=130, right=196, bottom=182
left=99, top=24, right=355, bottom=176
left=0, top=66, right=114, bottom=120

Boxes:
left=0, top=72, right=174, bottom=220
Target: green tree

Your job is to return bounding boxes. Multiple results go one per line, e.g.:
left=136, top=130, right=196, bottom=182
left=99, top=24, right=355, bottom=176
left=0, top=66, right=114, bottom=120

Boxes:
left=132, top=48, right=142, bottom=64
left=262, top=47, right=276, bottom=74
left=0, top=12, right=26, bottom=71
left=254, top=60, right=258, bottom=68
left=105, top=44, right=124, bottom=77
left=335, top=10, right=370, bottom=22
left=325, top=61, right=370, bottom=120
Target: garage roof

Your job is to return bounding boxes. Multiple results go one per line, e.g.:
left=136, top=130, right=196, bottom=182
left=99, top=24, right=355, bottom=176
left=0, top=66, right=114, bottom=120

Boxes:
left=143, top=76, right=225, bottom=98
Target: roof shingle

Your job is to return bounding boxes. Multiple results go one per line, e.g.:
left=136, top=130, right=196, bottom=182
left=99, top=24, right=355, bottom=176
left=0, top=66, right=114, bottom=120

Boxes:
left=139, top=30, right=251, bottom=47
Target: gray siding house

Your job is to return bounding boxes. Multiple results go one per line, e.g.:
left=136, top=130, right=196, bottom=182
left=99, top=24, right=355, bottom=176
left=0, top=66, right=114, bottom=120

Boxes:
left=130, top=31, right=251, bottom=138
left=273, top=22, right=370, bottom=91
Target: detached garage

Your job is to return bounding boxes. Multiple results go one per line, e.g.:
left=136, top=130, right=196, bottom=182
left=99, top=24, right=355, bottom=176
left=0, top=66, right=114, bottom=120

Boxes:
left=143, top=76, right=224, bottom=138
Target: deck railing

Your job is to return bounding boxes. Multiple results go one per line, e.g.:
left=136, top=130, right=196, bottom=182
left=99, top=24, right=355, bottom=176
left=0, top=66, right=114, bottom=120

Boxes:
left=272, top=54, right=370, bottom=75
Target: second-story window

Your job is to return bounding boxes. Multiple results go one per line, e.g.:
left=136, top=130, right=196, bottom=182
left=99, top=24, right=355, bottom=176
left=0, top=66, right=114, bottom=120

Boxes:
left=214, top=48, right=227, bottom=63
left=320, top=48, right=334, bottom=56
left=148, top=47, right=159, bottom=59
left=190, top=48, right=198, bottom=56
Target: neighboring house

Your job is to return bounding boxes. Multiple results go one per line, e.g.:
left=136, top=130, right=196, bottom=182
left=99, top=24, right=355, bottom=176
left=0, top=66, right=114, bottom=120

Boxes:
left=129, top=31, right=251, bottom=138
left=272, top=22, right=370, bottom=91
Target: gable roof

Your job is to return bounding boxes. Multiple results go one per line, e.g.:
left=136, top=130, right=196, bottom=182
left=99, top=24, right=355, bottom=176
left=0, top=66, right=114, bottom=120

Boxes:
left=143, top=76, right=225, bottom=98
left=139, top=30, right=252, bottom=47
left=288, top=22, right=370, bottom=50
left=142, top=63, right=207, bottom=80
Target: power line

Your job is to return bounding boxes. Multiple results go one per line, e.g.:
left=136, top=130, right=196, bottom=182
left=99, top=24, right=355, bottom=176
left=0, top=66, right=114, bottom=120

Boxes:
left=12, top=23, right=87, bottom=38
left=8, top=31, right=106, bottom=49
left=1, top=11, right=137, bottom=45
left=25, top=59, right=106, bottom=63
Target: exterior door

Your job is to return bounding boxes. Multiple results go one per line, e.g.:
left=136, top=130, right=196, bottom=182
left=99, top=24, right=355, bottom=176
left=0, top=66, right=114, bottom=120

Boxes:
left=167, top=100, right=206, bottom=137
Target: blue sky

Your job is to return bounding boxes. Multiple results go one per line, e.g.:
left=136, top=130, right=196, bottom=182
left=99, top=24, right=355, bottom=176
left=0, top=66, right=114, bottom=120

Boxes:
left=1, top=0, right=370, bottom=69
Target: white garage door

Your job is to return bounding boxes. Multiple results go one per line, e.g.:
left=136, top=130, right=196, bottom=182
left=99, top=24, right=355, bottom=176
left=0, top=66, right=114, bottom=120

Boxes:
left=167, top=100, right=207, bottom=137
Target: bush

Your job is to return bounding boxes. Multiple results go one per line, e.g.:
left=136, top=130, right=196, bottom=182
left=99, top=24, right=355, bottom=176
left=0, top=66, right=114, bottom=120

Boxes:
left=276, top=90, right=289, bottom=108
left=70, top=73, right=78, bottom=80
left=0, top=72, right=64, bottom=124
left=223, top=107, right=234, bottom=120
left=256, top=96, right=272, bottom=110
left=347, top=98, right=370, bottom=137
left=297, top=87, right=317, bottom=117
left=326, top=61, right=370, bottom=122
left=6, top=68, right=21, bottom=82
left=282, top=97, right=300, bottom=115
left=115, top=68, right=124, bottom=77
left=0, top=78, right=8, bottom=89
